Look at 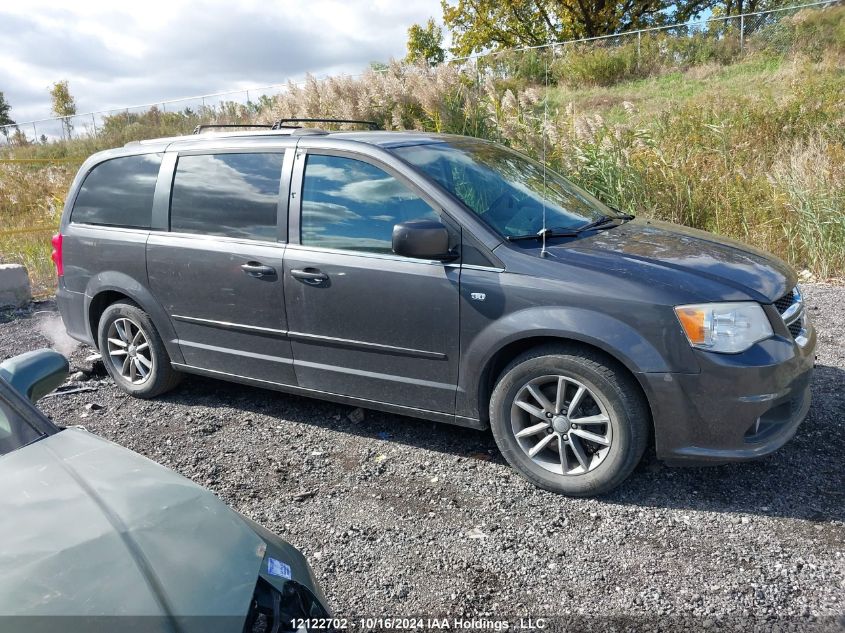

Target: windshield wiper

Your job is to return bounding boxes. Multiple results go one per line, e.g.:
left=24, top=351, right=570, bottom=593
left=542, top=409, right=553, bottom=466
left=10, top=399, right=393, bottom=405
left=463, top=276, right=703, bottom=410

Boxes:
left=575, top=213, right=634, bottom=233
left=506, top=227, right=579, bottom=242
left=506, top=212, right=635, bottom=242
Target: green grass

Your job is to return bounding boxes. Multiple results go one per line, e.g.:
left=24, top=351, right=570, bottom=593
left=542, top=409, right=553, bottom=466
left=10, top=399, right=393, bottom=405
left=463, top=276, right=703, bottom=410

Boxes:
left=548, top=55, right=787, bottom=120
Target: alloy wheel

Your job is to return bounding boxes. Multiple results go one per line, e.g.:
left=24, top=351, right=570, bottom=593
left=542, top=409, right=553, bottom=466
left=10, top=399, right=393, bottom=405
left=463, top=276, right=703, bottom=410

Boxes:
left=106, top=317, right=153, bottom=385
left=510, top=374, right=614, bottom=475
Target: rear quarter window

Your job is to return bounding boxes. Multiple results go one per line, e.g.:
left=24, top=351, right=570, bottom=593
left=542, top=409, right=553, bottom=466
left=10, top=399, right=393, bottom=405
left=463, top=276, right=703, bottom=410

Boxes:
left=71, top=153, right=162, bottom=228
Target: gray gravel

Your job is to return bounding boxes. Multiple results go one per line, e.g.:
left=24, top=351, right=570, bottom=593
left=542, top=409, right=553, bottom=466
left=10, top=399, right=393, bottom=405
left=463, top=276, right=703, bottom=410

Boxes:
left=1, top=284, right=843, bottom=629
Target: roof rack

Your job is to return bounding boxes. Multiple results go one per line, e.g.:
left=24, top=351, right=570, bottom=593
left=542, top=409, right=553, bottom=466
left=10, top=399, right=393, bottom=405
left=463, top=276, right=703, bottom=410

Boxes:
left=193, top=124, right=274, bottom=135
left=271, top=118, right=380, bottom=130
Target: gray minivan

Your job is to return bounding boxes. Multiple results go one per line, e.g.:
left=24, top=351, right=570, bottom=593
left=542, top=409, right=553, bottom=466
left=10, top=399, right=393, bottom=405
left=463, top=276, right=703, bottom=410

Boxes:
left=53, top=123, right=816, bottom=496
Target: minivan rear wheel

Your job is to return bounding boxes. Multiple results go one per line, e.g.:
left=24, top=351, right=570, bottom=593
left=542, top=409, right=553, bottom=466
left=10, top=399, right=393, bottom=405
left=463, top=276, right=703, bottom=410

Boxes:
left=490, top=344, right=648, bottom=496
left=97, top=301, right=181, bottom=398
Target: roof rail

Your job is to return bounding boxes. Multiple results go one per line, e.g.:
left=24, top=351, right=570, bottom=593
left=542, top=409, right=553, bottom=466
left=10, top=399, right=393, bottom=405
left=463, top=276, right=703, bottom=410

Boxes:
left=193, top=123, right=274, bottom=134
left=272, top=118, right=380, bottom=130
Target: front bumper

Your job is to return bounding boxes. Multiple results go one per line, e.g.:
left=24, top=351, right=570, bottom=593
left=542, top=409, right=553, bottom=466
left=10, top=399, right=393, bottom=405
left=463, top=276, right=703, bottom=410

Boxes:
left=239, top=515, right=331, bottom=615
left=640, top=323, right=816, bottom=466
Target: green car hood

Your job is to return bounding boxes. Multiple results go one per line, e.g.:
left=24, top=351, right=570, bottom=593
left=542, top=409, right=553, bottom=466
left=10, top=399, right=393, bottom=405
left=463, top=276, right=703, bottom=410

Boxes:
left=0, top=428, right=265, bottom=632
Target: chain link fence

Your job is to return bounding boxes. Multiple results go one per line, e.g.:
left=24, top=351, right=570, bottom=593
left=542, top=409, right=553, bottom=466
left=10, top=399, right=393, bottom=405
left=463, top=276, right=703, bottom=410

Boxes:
left=0, top=0, right=838, bottom=148
left=0, top=83, right=305, bottom=148
left=450, top=1, right=837, bottom=87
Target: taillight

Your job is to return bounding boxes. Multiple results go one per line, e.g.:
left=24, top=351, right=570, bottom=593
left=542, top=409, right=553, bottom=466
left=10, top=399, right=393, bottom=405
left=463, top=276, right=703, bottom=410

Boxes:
left=51, top=233, right=64, bottom=277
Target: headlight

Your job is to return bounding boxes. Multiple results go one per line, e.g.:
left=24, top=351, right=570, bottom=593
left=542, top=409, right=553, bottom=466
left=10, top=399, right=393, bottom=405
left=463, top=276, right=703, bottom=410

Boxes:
left=674, top=302, right=773, bottom=353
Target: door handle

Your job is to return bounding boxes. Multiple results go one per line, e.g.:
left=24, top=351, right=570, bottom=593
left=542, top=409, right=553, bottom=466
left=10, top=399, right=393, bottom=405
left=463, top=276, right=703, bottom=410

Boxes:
left=241, top=262, right=277, bottom=278
left=290, top=268, right=329, bottom=285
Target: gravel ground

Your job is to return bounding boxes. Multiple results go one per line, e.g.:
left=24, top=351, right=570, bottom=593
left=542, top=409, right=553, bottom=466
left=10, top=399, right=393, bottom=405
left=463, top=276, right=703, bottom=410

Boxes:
left=1, top=284, right=843, bottom=630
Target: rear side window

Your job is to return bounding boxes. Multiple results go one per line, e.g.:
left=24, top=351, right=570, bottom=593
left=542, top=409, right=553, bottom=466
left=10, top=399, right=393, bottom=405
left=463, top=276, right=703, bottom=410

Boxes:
left=301, top=154, right=438, bottom=253
left=71, top=154, right=162, bottom=228
left=170, top=153, right=284, bottom=241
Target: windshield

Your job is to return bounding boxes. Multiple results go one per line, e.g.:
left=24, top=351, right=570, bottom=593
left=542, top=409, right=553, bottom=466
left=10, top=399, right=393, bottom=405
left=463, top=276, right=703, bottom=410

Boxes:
left=392, top=139, right=621, bottom=238
left=0, top=387, right=43, bottom=457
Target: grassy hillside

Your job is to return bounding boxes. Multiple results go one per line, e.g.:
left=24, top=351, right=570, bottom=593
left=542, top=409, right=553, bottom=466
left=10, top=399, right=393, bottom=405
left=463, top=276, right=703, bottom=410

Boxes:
left=2, top=5, right=843, bottom=296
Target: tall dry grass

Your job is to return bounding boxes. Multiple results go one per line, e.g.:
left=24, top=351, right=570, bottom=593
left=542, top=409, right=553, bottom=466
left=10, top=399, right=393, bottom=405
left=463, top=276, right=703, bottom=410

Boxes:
left=770, top=138, right=845, bottom=279
left=0, top=162, right=74, bottom=295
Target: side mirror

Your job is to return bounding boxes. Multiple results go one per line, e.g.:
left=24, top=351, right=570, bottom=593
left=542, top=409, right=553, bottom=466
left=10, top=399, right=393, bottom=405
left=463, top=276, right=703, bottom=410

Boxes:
left=392, top=220, right=456, bottom=261
left=0, top=349, right=69, bottom=403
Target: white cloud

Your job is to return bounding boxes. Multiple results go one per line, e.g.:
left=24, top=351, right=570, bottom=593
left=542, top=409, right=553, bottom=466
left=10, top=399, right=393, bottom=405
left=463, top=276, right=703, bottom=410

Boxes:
left=302, top=200, right=361, bottom=224
left=328, top=177, right=417, bottom=203
left=0, top=0, right=443, bottom=124
left=306, top=163, right=352, bottom=183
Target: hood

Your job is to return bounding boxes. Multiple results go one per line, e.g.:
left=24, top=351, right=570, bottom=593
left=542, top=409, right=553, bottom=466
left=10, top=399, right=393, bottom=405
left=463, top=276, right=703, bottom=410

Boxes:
left=0, top=428, right=264, bottom=629
left=535, top=219, right=794, bottom=303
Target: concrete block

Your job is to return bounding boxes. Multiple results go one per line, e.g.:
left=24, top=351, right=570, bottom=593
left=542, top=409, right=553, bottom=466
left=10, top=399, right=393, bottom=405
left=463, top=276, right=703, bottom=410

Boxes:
left=0, top=264, right=31, bottom=308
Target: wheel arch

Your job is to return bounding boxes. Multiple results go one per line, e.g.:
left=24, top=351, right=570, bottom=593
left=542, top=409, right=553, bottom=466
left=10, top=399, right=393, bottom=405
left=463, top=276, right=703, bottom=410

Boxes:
left=457, top=307, right=672, bottom=430
left=476, top=334, right=653, bottom=425
left=84, top=272, right=184, bottom=364
left=87, top=290, right=132, bottom=345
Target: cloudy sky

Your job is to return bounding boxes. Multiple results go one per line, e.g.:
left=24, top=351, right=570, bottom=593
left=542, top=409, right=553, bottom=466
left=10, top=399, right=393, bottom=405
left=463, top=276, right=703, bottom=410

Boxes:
left=0, top=0, right=443, bottom=125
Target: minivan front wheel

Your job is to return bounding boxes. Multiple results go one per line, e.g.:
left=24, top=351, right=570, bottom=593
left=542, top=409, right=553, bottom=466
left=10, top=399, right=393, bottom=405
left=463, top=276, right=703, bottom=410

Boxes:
left=490, top=345, right=648, bottom=496
left=97, top=301, right=181, bottom=398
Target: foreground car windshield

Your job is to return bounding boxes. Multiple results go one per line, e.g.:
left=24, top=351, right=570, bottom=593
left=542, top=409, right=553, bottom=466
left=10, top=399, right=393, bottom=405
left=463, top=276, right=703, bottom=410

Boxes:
left=392, top=139, right=621, bottom=238
left=0, top=386, right=43, bottom=457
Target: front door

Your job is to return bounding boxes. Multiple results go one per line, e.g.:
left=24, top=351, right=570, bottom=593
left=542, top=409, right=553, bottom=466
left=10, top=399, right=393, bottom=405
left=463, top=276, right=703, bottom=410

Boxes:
left=147, top=150, right=295, bottom=384
left=283, top=151, right=460, bottom=413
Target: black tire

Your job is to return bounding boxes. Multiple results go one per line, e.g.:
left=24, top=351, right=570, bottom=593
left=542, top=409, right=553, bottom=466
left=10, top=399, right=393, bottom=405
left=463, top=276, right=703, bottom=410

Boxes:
left=97, top=300, right=181, bottom=398
left=489, top=344, right=649, bottom=497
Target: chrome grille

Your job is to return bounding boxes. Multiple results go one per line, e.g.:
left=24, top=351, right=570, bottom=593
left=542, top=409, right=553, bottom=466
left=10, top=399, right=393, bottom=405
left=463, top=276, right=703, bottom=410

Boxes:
left=773, top=290, right=795, bottom=314
left=774, top=286, right=807, bottom=345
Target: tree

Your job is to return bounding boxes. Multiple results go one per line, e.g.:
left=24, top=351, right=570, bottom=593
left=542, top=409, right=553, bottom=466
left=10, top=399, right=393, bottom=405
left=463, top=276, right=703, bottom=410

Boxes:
left=49, top=80, right=77, bottom=139
left=10, top=127, right=29, bottom=147
left=441, top=0, right=713, bottom=55
left=0, top=91, right=13, bottom=138
left=406, top=18, right=446, bottom=65
left=714, top=0, right=788, bottom=15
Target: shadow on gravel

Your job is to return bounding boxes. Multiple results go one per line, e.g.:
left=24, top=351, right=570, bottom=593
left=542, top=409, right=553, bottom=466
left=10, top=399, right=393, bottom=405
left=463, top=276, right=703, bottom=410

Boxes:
left=161, top=364, right=844, bottom=524
left=159, top=372, right=502, bottom=458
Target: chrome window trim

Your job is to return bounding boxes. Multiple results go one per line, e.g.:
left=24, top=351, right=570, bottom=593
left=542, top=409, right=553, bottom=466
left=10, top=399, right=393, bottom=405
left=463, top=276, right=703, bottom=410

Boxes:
left=284, top=242, right=447, bottom=266
left=461, top=263, right=506, bottom=273
left=67, top=223, right=153, bottom=234
left=157, top=229, right=285, bottom=248
left=284, top=243, right=504, bottom=271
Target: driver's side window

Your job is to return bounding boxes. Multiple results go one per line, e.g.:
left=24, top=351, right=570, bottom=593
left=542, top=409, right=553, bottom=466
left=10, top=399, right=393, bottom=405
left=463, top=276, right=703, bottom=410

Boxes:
left=449, top=161, right=505, bottom=217
left=301, top=154, right=439, bottom=254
